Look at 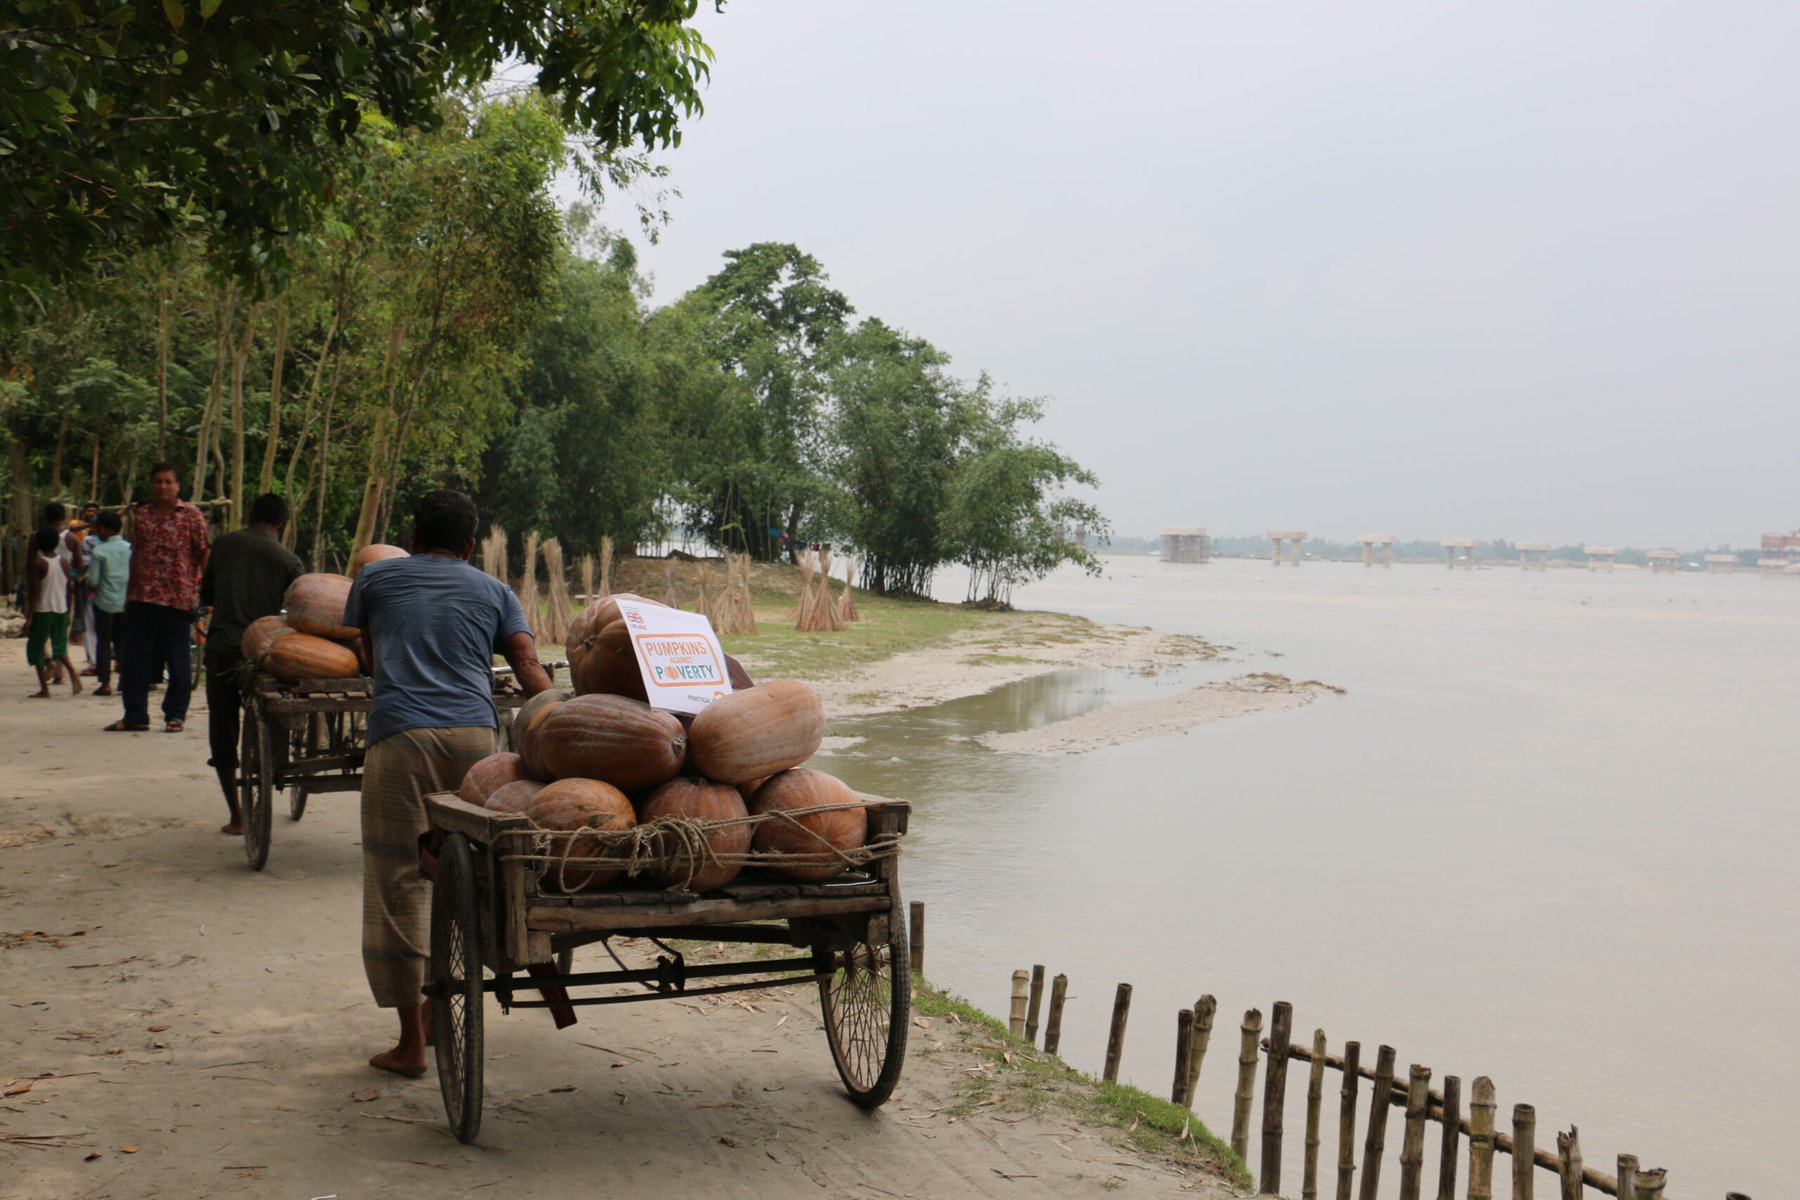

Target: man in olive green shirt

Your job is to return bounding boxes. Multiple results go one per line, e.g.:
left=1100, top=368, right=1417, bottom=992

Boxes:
left=199, top=493, right=303, bottom=834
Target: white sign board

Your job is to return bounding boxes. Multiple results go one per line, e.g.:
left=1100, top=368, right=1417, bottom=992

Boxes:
left=615, top=599, right=733, bottom=715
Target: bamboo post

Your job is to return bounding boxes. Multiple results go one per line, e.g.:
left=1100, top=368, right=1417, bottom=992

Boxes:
left=1009, top=970, right=1029, bottom=1038
left=1398, top=1064, right=1432, bottom=1200
left=1025, top=965, right=1046, bottom=1045
left=1468, top=1077, right=1496, bottom=1200
left=1182, top=995, right=1217, bottom=1106
left=1303, top=1029, right=1327, bottom=1200
left=1103, top=984, right=1132, bottom=1083
left=1556, top=1128, right=1581, bottom=1200
left=1614, top=1155, right=1636, bottom=1200
left=1630, top=1168, right=1664, bottom=1200
left=1044, top=974, right=1069, bottom=1055
left=1357, top=1045, right=1397, bottom=1200
left=1336, top=1040, right=1362, bottom=1200
left=908, top=901, right=924, bottom=975
left=1172, top=1008, right=1195, bottom=1105
left=1512, top=1105, right=1536, bottom=1200
left=1231, top=1008, right=1263, bottom=1163
left=1436, top=1076, right=1461, bottom=1200
left=1261, top=1000, right=1294, bottom=1194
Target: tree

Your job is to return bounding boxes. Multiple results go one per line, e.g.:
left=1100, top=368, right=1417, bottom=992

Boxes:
left=822, top=318, right=968, bottom=596
left=1, top=1, right=717, bottom=316
left=942, top=390, right=1107, bottom=607
left=669, top=242, right=851, bottom=559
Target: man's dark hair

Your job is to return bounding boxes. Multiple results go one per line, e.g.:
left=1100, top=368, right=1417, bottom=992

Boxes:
left=413, top=490, right=479, bottom=554
left=249, top=493, right=289, bottom=526
left=82, top=501, right=98, bottom=515
left=33, top=527, right=58, bottom=555
left=96, top=510, right=123, bottom=534
left=149, top=461, right=178, bottom=479
left=42, top=501, right=65, bottom=525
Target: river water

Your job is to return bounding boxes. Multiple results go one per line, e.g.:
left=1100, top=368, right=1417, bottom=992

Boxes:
left=809, top=555, right=1797, bottom=1197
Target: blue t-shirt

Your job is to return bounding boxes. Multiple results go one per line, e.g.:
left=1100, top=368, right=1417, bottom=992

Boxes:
left=344, top=554, right=530, bottom=747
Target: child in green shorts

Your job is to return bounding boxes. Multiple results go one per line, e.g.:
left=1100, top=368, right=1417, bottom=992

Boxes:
left=26, top=527, right=80, bottom=699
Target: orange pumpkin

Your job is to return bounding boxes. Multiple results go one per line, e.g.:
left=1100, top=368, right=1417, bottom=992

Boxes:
left=525, top=779, right=637, bottom=891
left=284, top=573, right=357, bottom=640
left=537, top=694, right=686, bottom=792
left=689, top=679, right=825, bottom=784
left=457, top=752, right=529, bottom=806
left=349, top=543, right=408, bottom=579
left=749, top=769, right=866, bottom=882
left=637, top=776, right=752, bottom=891
left=511, top=688, right=571, bottom=779
left=486, top=778, right=549, bottom=814
left=261, top=631, right=360, bottom=682
left=240, top=615, right=296, bottom=663
left=567, top=593, right=662, bottom=690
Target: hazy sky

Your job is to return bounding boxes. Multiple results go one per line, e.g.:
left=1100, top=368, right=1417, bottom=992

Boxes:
left=598, top=2, right=1800, bottom=548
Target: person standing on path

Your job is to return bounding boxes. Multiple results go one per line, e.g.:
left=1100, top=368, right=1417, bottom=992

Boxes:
left=39, top=502, right=85, bottom=684
left=83, top=510, right=131, bottom=697
left=199, top=493, right=303, bottom=835
left=75, top=501, right=101, bottom=674
left=107, top=463, right=210, bottom=734
left=24, top=528, right=81, bottom=698
left=344, top=490, right=552, bottom=1078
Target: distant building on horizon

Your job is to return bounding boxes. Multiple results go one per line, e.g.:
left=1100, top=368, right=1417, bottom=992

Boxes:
left=1761, top=529, right=1800, bottom=564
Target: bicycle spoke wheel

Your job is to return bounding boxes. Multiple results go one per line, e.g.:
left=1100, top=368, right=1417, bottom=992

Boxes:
left=817, top=906, right=910, bottom=1108
left=241, top=702, right=272, bottom=871
left=431, top=833, right=485, bottom=1144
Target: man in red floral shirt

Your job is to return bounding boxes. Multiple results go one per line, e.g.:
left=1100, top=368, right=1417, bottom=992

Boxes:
left=106, top=462, right=211, bottom=734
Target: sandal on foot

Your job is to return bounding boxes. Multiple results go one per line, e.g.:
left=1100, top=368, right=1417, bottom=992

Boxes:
left=163, top=719, right=184, bottom=733
left=104, top=719, right=150, bottom=732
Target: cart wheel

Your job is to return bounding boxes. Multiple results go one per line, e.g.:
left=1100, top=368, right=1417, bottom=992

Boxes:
left=287, top=785, right=308, bottom=821
left=816, top=907, right=910, bottom=1108
left=240, top=703, right=273, bottom=871
left=431, top=833, right=485, bottom=1144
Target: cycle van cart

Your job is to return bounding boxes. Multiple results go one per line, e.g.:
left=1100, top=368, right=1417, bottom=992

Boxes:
left=235, top=665, right=554, bottom=872
left=420, top=789, right=912, bottom=1144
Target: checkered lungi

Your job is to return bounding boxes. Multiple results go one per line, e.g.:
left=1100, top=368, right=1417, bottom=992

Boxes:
left=360, top=726, right=495, bottom=1008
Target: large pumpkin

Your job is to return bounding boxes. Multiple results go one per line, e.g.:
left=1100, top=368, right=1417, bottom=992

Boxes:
left=284, top=573, right=357, bottom=640
left=749, top=769, right=866, bottom=882
left=567, top=593, right=661, bottom=692
left=637, top=776, right=752, bottom=891
left=486, top=778, right=549, bottom=814
left=511, top=688, right=571, bottom=779
left=525, top=779, right=636, bottom=891
left=536, top=694, right=686, bottom=792
left=457, top=752, right=529, bottom=806
left=570, top=613, right=645, bottom=699
left=689, top=680, right=825, bottom=785
left=349, top=543, right=408, bottom=579
left=261, top=630, right=360, bottom=682
left=240, top=615, right=296, bottom=663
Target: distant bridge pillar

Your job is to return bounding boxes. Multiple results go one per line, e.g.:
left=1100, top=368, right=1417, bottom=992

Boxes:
left=1704, top=554, right=1737, bottom=574
left=1441, top=539, right=1476, bottom=570
left=1267, top=530, right=1306, bottom=567
left=1517, top=543, right=1549, bottom=571
left=1647, top=550, right=1680, bottom=574
left=1584, top=546, right=1617, bottom=572
left=1359, top=535, right=1395, bottom=568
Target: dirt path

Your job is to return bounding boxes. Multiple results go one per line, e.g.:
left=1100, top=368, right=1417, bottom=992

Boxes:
left=0, top=644, right=1242, bottom=1200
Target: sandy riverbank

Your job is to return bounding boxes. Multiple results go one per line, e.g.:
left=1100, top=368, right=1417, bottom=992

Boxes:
left=0, top=636, right=1243, bottom=1199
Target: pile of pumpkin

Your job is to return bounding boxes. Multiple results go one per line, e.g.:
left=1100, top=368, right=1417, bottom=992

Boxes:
left=457, top=593, right=872, bottom=893
left=240, top=544, right=409, bottom=679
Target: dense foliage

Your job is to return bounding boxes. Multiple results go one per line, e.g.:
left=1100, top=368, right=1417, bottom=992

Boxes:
left=1, top=0, right=715, bottom=315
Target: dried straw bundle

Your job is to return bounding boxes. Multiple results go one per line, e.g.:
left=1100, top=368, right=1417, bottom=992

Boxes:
left=579, top=553, right=596, bottom=604
left=481, top=526, right=509, bottom=584
left=517, top=531, right=542, bottom=638
left=541, top=537, right=573, bottom=646
left=599, top=536, right=614, bottom=597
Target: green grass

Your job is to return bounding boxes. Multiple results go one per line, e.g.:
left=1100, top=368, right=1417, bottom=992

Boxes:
left=912, top=980, right=1250, bottom=1188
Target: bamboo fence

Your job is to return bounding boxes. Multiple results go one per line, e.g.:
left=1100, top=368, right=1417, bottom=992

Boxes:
left=988, top=961, right=1748, bottom=1199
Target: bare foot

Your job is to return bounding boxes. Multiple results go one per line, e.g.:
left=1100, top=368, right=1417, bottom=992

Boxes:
left=368, top=1047, right=428, bottom=1078
left=28, top=690, right=51, bottom=699
left=220, top=821, right=243, bottom=836
left=69, top=677, right=82, bottom=696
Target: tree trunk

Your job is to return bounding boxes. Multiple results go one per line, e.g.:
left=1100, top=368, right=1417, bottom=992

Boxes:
left=258, top=298, right=289, bottom=497
left=349, top=321, right=407, bottom=555
left=228, top=301, right=256, bottom=524
left=154, top=269, right=171, bottom=461
left=194, top=282, right=236, bottom=502
left=50, top=411, right=69, bottom=497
